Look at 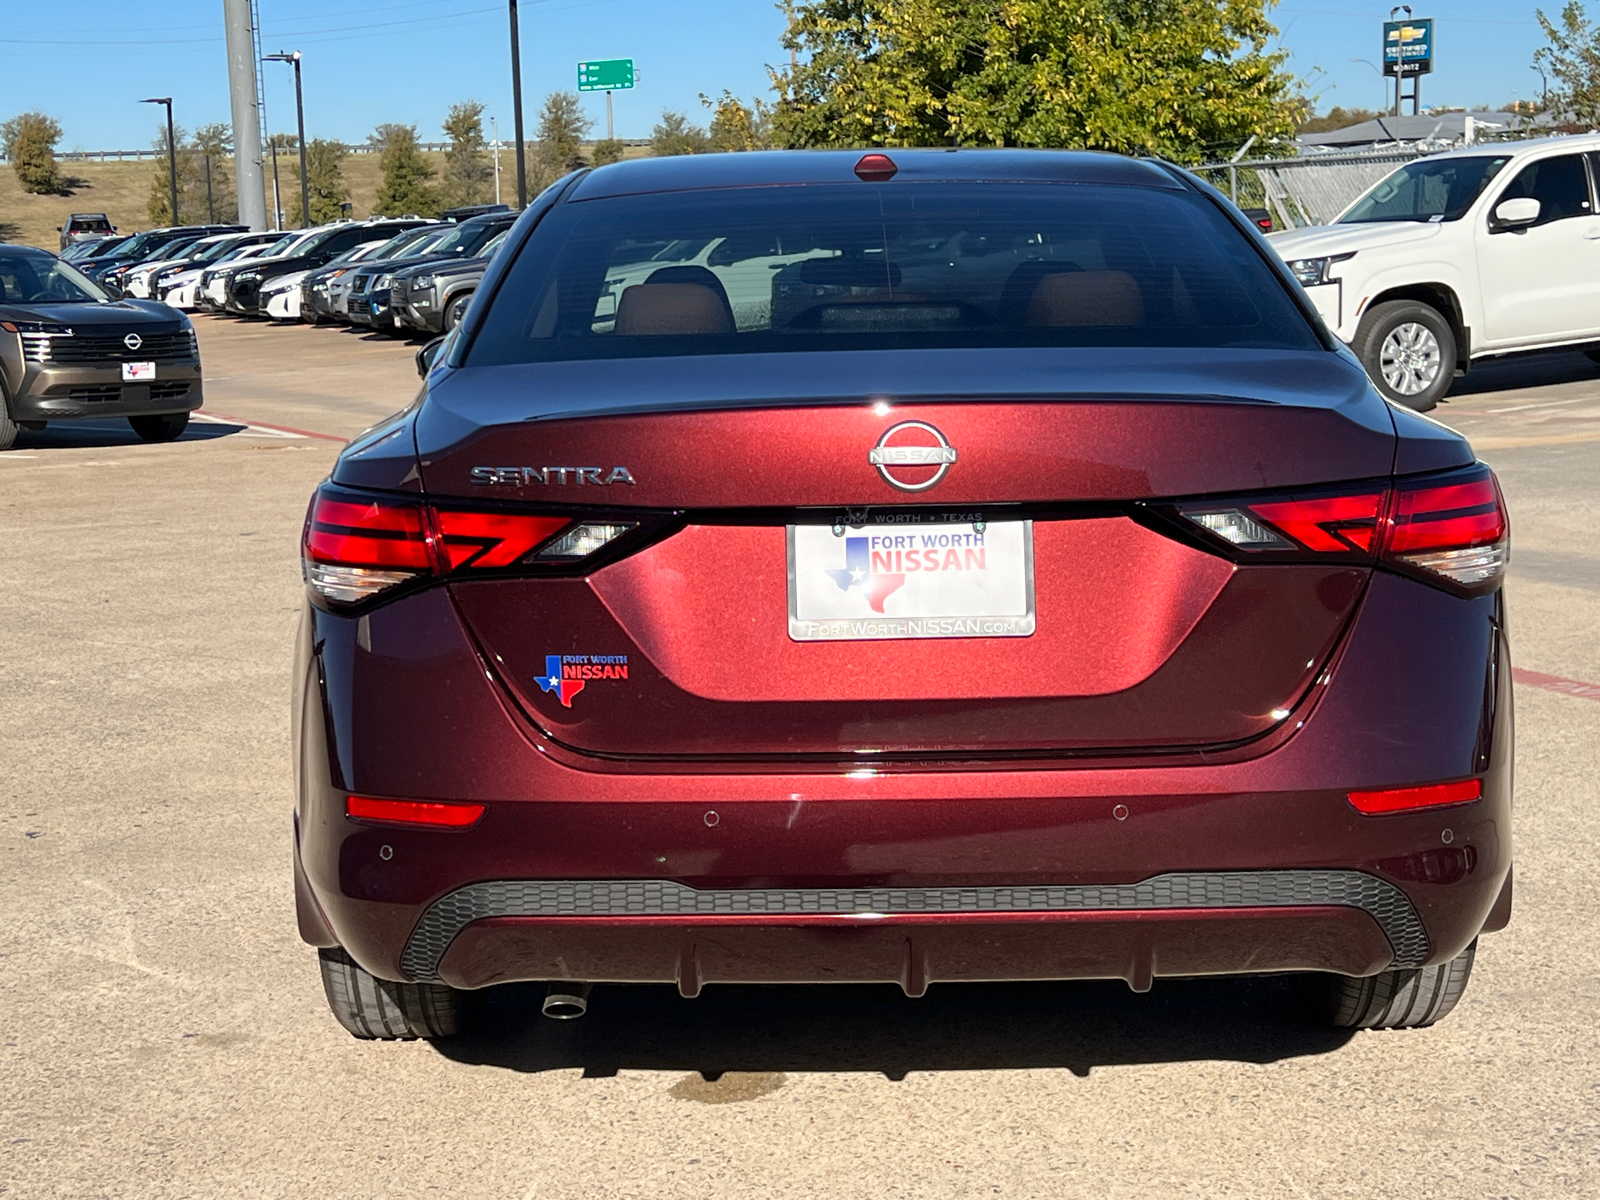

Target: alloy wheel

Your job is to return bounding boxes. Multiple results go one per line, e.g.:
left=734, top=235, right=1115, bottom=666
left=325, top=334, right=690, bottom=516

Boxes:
left=1379, top=322, right=1442, bottom=397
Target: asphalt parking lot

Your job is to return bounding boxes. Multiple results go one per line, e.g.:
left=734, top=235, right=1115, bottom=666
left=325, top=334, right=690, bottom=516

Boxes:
left=3, top=319, right=1599, bottom=1198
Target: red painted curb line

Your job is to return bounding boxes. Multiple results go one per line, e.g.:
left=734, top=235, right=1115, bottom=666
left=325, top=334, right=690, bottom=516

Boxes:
left=195, top=409, right=349, bottom=444
left=1512, top=667, right=1600, bottom=702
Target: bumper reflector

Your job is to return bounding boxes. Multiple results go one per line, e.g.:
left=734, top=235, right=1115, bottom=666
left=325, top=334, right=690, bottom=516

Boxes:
left=346, top=795, right=486, bottom=828
left=1346, top=778, right=1482, bottom=815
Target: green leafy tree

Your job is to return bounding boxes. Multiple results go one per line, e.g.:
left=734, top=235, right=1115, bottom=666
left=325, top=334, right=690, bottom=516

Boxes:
left=441, top=100, right=493, bottom=207
left=191, top=122, right=237, bottom=223
left=590, top=138, right=626, bottom=165
left=651, top=110, right=710, bottom=156
left=373, top=123, right=439, bottom=217
left=769, top=0, right=1300, bottom=163
left=701, top=91, right=772, bottom=150
left=291, top=138, right=350, bottom=225
left=2, top=111, right=64, bottom=194
left=147, top=123, right=206, bottom=224
left=1536, top=1, right=1600, bottom=125
left=533, top=91, right=593, bottom=186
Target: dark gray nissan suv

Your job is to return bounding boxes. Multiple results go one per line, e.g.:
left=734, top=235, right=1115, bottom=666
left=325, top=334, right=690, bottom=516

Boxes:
left=0, top=245, right=202, bottom=449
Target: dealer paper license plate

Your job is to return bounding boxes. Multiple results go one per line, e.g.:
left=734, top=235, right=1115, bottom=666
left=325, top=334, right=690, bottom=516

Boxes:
left=788, top=521, right=1034, bottom=642
left=121, top=361, right=155, bottom=382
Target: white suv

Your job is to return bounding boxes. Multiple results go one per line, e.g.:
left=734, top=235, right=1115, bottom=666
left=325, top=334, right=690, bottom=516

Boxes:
left=1271, top=134, right=1600, bottom=410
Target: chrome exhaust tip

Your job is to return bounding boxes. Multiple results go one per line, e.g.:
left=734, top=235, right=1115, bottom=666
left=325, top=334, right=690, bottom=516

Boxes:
left=541, top=982, right=592, bottom=1019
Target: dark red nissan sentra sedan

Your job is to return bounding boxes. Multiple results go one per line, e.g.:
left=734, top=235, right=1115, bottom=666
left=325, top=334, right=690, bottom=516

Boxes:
left=292, top=150, right=1512, bottom=1038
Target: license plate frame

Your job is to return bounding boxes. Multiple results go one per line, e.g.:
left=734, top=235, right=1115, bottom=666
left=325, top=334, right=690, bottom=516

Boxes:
left=787, top=520, right=1035, bottom=642
left=121, top=361, right=156, bottom=382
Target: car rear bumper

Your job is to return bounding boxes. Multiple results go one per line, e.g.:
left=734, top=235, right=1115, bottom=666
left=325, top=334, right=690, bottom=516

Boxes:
left=8, top=362, right=203, bottom=420
left=293, top=571, right=1514, bottom=989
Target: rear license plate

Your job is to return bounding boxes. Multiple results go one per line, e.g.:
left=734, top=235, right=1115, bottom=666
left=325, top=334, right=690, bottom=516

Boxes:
left=122, top=361, right=155, bottom=382
left=788, top=521, right=1034, bottom=642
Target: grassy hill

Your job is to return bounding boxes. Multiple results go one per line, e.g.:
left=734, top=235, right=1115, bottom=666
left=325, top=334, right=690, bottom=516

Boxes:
left=0, top=145, right=650, bottom=249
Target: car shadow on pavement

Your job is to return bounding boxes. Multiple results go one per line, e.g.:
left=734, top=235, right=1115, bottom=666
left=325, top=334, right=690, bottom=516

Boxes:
left=11, top=417, right=246, bottom=451
left=434, top=975, right=1353, bottom=1080
left=1444, top=350, right=1600, bottom=398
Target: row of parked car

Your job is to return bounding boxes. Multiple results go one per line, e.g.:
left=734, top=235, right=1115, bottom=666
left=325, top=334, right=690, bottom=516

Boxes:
left=58, top=203, right=517, bottom=339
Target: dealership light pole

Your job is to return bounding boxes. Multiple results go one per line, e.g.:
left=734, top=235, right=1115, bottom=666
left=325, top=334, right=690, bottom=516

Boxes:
left=265, top=52, right=310, bottom=227
left=508, top=0, right=527, bottom=208
left=141, top=98, right=180, bottom=225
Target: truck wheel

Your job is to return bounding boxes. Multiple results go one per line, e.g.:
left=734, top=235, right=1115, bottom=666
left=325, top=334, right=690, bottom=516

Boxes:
left=444, top=292, right=473, bottom=332
left=1299, top=939, right=1476, bottom=1029
left=129, top=413, right=190, bottom=442
left=1354, top=300, right=1457, bottom=412
left=318, top=947, right=477, bottom=1040
left=0, top=401, right=18, bottom=451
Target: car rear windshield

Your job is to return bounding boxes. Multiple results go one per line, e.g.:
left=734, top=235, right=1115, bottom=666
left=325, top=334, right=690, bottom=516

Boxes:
left=71, top=217, right=112, bottom=231
left=1339, top=155, right=1512, bottom=223
left=466, top=182, right=1321, bottom=364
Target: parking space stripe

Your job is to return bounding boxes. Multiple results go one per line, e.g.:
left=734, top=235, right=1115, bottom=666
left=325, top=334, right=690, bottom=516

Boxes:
left=194, top=409, right=349, bottom=443
left=1512, top=667, right=1600, bottom=702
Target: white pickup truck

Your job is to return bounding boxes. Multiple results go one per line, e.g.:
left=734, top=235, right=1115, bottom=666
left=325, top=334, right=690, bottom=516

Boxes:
left=1271, top=133, right=1600, bottom=410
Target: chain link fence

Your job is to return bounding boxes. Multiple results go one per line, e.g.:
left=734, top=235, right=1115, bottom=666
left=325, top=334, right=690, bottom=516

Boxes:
left=1193, top=149, right=1431, bottom=229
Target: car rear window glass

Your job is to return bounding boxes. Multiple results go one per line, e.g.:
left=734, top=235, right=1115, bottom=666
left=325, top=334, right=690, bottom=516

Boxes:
left=71, top=217, right=112, bottom=231
left=466, top=182, right=1320, bottom=364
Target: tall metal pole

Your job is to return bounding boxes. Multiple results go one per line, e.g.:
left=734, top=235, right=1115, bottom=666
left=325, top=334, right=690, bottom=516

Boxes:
left=267, top=52, right=310, bottom=226
left=292, top=57, right=308, bottom=226
left=270, top=139, right=283, bottom=230
left=141, top=98, right=179, bottom=224
left=223, top=0, right=267, bottom=230
left=606, top=90, right=614, bottom=140
left=491, top=116, right=502, bottom=206
left=165, top=102, right=179, bottom=225
left=508, top=0, right=527, bottom=207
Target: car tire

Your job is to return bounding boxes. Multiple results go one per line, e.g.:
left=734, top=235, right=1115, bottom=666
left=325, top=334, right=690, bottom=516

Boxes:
left=1300, top=938, right=1477, bottom=1029
left=1354, top=299, right=1457, bottom=412
left=128, top=413, right=190, bottom=443
left=443, top=292, right=472, bottom=332
left=318, top=947, right=476, bottom=1040
left=0, top=400, right=19, bottom=451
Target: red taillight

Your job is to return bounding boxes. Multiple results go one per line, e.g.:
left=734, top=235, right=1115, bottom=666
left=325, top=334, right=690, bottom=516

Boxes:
left=1383, top=472, right=1508, bottom=588
left=1249, top=492, right=1386, bottom=553
left=1347, top=778, right=1482, bottom=815
left=346, top=795, right=485, bottom=828
left=1178, top=465, right=1508, bottom=593
left=306, top=496, right=431, bottom=570
left=301, top=485, right=581, bottom=606
left=435, top=510, right=570, bottom=569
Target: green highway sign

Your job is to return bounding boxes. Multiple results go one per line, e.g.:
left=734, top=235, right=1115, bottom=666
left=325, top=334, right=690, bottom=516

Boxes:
left=578, top=59, right=635, bottom=91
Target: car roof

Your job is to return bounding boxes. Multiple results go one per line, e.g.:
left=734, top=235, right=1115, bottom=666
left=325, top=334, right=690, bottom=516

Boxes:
left=569, top=148, right=1186, bottom=201
left=1416, top=131, right=1600, bottom=163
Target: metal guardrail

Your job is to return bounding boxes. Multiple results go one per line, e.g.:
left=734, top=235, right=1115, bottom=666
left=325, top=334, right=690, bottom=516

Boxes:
left=1, top=139, right=653, bottom=164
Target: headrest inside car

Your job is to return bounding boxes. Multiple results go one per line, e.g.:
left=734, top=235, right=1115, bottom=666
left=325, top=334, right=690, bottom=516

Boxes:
left=614, top=282, right=735, bottom=336
left=1026, top=270, right=1144, bottom=328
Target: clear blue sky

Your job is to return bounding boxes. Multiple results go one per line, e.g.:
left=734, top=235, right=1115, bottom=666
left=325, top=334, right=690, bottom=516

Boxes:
left=0, top=1, right=1561, bottom=153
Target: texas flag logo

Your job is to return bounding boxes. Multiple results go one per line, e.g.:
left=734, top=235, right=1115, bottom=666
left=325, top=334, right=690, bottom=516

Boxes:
left=825, top=537, right=905, bottom=613
left=823, top=532, right=990, bottom=614
left=537, top=653, right=630, bottom=708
